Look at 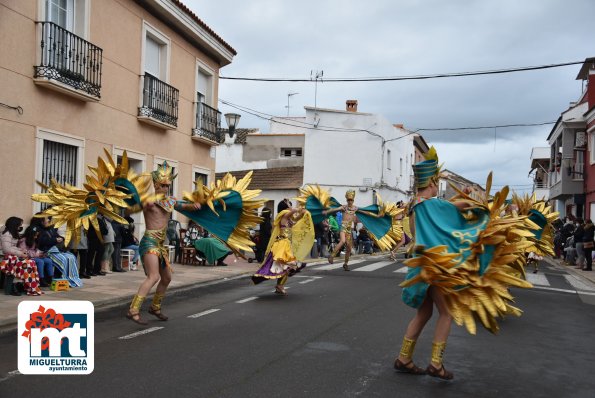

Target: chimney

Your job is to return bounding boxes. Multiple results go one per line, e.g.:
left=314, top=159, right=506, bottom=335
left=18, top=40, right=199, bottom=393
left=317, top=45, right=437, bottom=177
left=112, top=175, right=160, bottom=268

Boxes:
left=346, top=100, right=358, bottom=112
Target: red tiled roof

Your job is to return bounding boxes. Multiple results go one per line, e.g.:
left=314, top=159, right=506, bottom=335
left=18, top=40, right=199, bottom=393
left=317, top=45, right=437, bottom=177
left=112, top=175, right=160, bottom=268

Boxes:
left=216, top=167, right=304, bottom=190
left=171, top=0, right=237, bottom=55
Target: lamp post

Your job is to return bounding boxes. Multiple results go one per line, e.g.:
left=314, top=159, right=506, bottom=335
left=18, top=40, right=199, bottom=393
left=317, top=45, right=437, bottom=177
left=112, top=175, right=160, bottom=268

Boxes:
left=224, top=113, right=241, bottom=138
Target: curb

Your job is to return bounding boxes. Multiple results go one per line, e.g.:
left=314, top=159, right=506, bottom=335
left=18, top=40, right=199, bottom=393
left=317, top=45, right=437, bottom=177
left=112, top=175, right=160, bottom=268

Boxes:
left=0, top=271, right=255, bottom=336
left=542, top=256, right=595, bottom=288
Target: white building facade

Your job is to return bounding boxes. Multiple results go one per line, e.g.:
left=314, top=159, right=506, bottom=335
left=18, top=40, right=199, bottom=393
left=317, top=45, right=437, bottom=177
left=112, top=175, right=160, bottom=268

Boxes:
left=302, top=102, right=415, bottom=205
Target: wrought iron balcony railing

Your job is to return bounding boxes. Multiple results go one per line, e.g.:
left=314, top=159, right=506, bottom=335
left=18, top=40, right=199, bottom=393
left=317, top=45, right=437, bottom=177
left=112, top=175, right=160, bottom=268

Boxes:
left=192, top=101, right=222, bottom=143
left=34, top=21, right=103, bottom=98
left=138, top=73, right=179, bottom=127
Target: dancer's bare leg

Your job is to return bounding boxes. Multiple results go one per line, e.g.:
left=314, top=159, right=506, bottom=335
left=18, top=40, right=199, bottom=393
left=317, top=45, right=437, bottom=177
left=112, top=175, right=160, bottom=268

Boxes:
left=329, top=231, right=346, bottom=263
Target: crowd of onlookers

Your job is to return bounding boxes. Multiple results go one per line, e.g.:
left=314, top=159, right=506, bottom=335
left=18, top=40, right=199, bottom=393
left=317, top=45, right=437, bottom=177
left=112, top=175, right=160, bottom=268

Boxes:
left=553, top=216, right=594, bottom=271
left=0, top=213, right=140, bottom=296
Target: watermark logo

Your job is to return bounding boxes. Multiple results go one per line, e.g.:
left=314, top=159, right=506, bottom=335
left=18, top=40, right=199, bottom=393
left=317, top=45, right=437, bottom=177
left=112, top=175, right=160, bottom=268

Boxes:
left=18, top=301, right=94, bottom=374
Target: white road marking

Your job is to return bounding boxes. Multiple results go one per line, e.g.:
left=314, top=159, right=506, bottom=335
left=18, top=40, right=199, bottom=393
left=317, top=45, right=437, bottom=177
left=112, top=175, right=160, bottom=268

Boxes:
left=563, top=275, right=595, bottom=292
left=315, top=259, right=365, bottom=271
left=236, top=296, right=259, bottom=303
left=293, top=275, right=323, bottom=279
left=299, top=279, right=315, bottom=284
left=530, top=285, right=595, bottom=296
left=187, top=309, right=220, bottom=318
left=353, top=261, right=393, bottom=272
left=530, top=286, right=577, bottom=294
left=394, top=266, right=408, bottom=273
left=526, top=273, right=550, bottom=286
left=119, top=327, right=164, bottom=340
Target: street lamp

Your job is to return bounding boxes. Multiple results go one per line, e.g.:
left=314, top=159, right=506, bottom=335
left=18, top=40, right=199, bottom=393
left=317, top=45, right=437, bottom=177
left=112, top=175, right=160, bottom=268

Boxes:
left=224, top=113, right=241, bottom=138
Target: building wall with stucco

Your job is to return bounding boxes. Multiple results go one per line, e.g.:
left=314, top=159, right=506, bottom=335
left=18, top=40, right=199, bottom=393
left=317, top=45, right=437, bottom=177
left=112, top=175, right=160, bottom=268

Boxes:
left=0, top=0, right=235, bottom=233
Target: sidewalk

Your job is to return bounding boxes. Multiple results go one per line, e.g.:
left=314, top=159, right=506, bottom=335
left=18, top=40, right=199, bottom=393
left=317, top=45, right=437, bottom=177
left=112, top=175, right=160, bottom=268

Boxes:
left=542, top=255, right=595, bottom=287
left=0, top=253, right=338, bottom=334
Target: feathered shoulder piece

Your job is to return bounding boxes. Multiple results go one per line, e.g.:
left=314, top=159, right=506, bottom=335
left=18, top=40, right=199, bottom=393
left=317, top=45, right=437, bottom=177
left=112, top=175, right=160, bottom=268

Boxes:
left=401, top=173, right=543, bottom=335
left=32, top=149, right=153, bottom=246
left=178, top=171, right=265, bottom=254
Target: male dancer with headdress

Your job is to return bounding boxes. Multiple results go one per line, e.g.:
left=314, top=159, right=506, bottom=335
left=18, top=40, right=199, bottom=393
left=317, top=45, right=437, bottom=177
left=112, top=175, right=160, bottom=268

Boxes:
left=127, top=162, right=201, bottom=325
left=324, top=189, right=359, bottom=271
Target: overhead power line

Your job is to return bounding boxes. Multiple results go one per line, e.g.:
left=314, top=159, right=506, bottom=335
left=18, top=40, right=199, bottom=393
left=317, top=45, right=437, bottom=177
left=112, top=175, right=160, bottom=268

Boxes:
left=220, top=60, right=586, bottom=83
left=220, top=98, right=557, bottom=136
left=415, top=121, right=556, bottom=131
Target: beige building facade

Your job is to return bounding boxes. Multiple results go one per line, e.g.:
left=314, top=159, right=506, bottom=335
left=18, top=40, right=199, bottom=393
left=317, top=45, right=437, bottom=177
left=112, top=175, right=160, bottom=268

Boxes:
left=0, top=0, right=235, bottom=231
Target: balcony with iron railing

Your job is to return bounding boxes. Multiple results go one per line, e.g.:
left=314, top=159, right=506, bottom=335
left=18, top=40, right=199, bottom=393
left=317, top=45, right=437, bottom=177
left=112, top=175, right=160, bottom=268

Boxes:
left=34, top=21, right=103, bottom=101
left=191, top=101, right=222, bottom=145
left=138, top=73, right=179, bottom=129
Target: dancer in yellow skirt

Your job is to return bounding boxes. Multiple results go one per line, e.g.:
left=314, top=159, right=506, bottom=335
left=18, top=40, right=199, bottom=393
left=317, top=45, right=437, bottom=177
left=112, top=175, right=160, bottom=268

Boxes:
left=252, top=206, right=314, bottom=295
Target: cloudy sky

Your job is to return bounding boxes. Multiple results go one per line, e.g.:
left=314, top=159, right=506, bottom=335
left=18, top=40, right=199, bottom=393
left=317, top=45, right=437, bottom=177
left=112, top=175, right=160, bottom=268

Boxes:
left=187, top=0, right=595, bottom=193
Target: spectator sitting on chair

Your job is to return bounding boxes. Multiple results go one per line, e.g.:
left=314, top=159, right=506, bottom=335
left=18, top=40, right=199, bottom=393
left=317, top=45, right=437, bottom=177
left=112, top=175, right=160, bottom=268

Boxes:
left=357, top=227, right=373, bottom=254
left=166, top=218, right=181, bottom=262
left=19, top=225, right=54, bottom=287
left=183, top=220, right=202, bottom=248
left=1, top=217, right=42, bottom=296
left=34, top=215, right=82, bottom=288
left=122, top=216, right=140, bottom=267
left=194, top=235, right=232, bottom=266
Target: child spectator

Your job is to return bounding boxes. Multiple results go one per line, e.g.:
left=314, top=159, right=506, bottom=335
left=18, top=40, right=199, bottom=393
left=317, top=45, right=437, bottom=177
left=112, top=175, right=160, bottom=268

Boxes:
left=19, top=225, right=54, bottom=287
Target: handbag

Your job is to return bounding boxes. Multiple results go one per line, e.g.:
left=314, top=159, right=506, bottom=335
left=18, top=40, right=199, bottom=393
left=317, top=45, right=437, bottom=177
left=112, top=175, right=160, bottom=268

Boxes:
left=584, top=241, right=594, bottom=249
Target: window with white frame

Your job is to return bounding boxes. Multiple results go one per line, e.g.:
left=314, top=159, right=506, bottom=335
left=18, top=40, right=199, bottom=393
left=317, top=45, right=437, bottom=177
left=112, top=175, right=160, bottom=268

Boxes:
left=196, top=65, right=214, bottom=107
left=192, top=165, right=210, bottom=189
left=281, top=148, right=302, bottom=157
left=194, top=172, right=208, bottom=186
left=42, top=0, right=90, bottom=69
left=35, top=129, right=85, bottom=212
left=574, top=150, right=585, bottom=180
left=44, top=0, right=90, bottom=37
left=143, top=23, right=170, bottom=81
left=590, top=133, right=595, bottom=164
left=46, top=0, right=74, bottom=31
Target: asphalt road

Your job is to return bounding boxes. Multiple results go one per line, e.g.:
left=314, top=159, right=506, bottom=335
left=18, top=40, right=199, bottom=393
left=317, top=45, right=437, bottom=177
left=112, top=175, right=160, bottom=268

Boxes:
left=1, top=258, right=594, bottom=398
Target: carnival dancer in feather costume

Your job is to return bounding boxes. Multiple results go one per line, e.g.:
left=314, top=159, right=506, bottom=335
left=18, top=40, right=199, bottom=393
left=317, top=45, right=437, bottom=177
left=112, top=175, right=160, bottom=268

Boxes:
left=251, top=205, right=314, bottom=295
left=32, top=150, right=264, bottom=325
left=394, top=147, right=556, bottom=380
left=511, top=193, right=559, bottom=275
left=297, top=185, right=404, bottom=267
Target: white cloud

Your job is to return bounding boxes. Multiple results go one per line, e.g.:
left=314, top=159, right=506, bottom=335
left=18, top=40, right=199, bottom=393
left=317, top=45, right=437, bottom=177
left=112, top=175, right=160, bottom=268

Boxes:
left=187, top=0, right=595, bottom=190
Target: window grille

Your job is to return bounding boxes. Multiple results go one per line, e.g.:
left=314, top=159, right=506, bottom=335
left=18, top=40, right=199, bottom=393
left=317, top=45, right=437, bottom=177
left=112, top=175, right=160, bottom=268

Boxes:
left=41, top=140, right=78, bottom=209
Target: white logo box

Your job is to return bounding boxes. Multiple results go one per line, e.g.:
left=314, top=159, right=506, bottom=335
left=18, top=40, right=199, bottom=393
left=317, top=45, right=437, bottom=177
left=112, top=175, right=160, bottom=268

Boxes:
left=18, top=301, right=94, bottom=375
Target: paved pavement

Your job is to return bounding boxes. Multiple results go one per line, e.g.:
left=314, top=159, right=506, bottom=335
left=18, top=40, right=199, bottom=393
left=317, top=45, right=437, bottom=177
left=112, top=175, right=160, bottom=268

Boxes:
left=0, top=253, right=337, bottom=333
left=542, top=255, right=595, bottom=285
left=2, top=252, right=594, bottom=333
